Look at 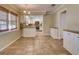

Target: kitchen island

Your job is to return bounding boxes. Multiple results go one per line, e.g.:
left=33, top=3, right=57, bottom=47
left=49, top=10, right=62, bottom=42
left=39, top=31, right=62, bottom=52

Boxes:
left=22, top=27, right=36, bottom=37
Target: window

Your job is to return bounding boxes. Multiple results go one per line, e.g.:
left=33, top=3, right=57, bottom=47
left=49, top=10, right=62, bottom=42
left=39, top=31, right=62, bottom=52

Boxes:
left=0, top=6, right=18, bottom=32
left=9, top=12, right=17, bottom=30
left=0, top=7, right=8, bottom=32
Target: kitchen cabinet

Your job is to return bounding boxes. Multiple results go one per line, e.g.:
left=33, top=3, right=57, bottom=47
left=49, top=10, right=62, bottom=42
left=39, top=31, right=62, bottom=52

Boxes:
left=63, top=31, right=79, bottom=54
left=50, top=28, right=58, bottom=39
left=22, top=28, right=36, bottom=37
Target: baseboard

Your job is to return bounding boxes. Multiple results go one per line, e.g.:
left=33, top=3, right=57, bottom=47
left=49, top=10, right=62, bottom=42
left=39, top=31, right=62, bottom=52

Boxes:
left=0, top=35, right=21, bottom=52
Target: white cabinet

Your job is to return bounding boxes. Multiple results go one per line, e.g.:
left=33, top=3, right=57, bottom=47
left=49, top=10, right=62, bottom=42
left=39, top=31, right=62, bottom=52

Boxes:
left=22, top=28, right=36, bottom=37
left=50, top=28, right=58, bottom=39
left=63, top=31, right=79, bottom=54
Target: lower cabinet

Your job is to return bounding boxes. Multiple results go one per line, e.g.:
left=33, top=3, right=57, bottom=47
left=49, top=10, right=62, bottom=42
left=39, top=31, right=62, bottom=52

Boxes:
left=63, top=31, right=79, bottom=55
left=50, top=28, right=58, bottom=39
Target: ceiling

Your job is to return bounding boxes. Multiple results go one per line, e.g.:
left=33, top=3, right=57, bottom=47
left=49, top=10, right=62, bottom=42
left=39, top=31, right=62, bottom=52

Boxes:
left=9, top=4, right=61, bottom=14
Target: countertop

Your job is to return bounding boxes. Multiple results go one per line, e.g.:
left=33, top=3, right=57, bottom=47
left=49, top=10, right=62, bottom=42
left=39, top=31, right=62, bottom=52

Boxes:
left=63, top=29, right=79, bottom=34
left=50, top=27, right=58, bottom=29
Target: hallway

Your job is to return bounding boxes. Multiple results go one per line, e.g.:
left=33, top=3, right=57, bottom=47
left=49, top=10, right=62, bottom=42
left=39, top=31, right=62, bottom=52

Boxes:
left=0, top=33, right=71, bottom=55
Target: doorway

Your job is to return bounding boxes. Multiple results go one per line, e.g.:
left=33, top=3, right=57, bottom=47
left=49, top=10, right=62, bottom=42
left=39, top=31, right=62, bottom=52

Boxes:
left=59, top=10, right=67, bottom=39
left=25, top=15, right=43, bottom=33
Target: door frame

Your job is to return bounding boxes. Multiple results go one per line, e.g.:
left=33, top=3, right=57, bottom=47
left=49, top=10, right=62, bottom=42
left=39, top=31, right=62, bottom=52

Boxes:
left=57, top=8, right=68, bottom=39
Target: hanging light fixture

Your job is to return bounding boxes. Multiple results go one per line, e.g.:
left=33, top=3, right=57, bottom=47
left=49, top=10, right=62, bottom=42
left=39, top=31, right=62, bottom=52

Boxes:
left=23, top=5, right=31, bottom=14
left=28, top=11, right=31, bottom=14
left=23, top=10, right=26, bottom=13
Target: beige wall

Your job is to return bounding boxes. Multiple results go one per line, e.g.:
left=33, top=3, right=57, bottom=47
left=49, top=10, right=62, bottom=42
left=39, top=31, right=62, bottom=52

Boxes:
left=52, top=4, right=79, bottom=39
left=0, top=5, right=21, bottom=50
left=65, top=5, right=79, bottom=31
left=0, top=30, right=21, bottom=50
left=43, top=14, right=54, bottom=35
left=19, top=14, right=26, bottom=23
left=53, top=4, right=79, bottom=31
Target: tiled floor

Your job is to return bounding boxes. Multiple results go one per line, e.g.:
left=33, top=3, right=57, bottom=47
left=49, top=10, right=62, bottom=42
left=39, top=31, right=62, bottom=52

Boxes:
left=0, top=32, right=71, bottom=55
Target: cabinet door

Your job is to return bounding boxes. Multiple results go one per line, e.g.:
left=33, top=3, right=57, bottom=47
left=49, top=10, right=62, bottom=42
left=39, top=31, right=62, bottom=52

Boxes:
left=69, top=33, right=79, bottom=54
left=50, top=28, right=58, bottom=39
left=63, top=31, right=72, bottom=53
left=63, top=31, right=72, bottom=51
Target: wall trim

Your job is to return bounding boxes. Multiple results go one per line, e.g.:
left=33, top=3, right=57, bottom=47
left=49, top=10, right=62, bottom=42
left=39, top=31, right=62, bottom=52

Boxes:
left=0, top=35, right=21, bottom=52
